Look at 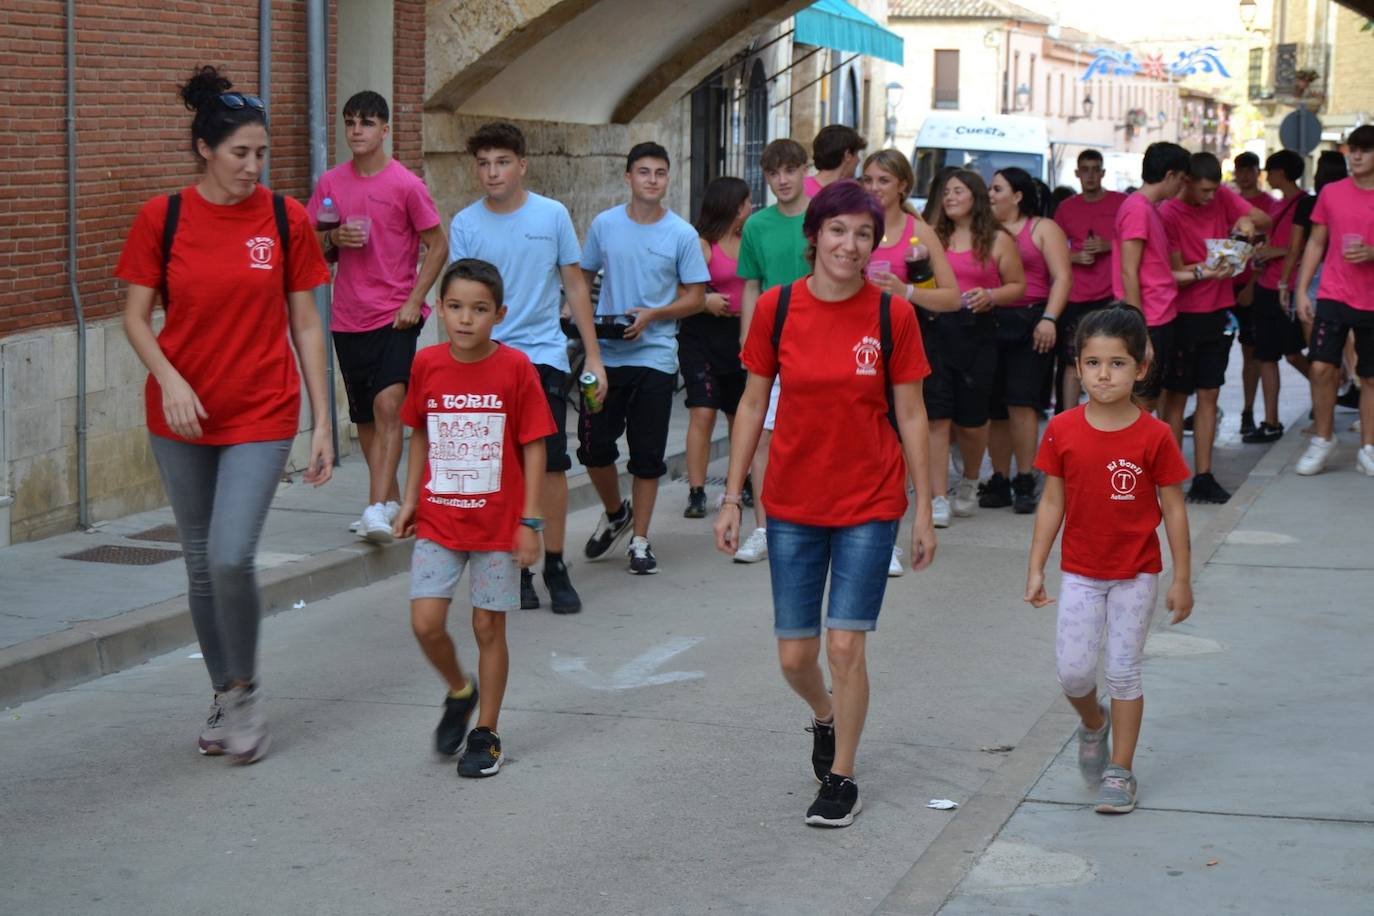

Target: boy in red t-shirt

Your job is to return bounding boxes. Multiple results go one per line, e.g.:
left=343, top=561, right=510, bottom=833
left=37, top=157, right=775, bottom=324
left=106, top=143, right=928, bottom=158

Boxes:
left=394, top=259, right=555, bottom=778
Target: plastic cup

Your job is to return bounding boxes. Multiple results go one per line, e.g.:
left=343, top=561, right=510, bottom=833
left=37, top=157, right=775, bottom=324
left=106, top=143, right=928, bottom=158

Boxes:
left=866, top=259, right=892, bottom=280
left=1343, top=233, right=1364, bottom=254
left=347, top=215, right=372, bottom=245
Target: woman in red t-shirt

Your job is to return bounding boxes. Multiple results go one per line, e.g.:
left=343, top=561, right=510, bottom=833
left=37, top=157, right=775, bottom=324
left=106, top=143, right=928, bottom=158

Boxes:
left=116, top=66, right=333, bottom=765
left=1024, top=305, right=1193, bottom=814
left=713, top=180, right=937, bottom=829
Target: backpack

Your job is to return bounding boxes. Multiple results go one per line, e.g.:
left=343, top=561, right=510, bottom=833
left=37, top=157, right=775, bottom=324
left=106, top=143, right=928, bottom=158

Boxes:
left=160, top=190, right=291, bottom=309
left=770, top=281, right=899, bottom=433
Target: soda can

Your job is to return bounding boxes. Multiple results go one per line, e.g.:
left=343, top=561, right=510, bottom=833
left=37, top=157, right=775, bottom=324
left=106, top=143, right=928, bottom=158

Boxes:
left=580, top=371, right=602, bottom=413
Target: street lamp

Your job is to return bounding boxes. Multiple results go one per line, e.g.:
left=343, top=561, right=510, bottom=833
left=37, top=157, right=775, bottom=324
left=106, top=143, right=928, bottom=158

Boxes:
left=1238, top=0, right=1258, bottom=32
left=1068, top=94, right=1094, bottom=122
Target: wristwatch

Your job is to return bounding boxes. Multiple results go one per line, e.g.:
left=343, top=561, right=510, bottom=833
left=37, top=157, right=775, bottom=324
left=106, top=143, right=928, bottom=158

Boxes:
left=1193, top=264, right=1205, bottom=281
left=519, top=517, right=545, bottom=532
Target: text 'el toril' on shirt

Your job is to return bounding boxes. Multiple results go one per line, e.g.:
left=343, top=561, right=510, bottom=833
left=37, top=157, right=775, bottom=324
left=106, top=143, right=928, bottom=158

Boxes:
left=399, top=343, right=557, bottom=553
left=1034, top=405, right=1191, bottom=581
left=1052, top=190, right=1126, bottom=303
left=580, top=204, right=711, bottom=376
left=1160, top=184, right=1252, bottom=314
left=737, top=205, right=812, bottom=292
left=1312, top=177, right=1374, bottom=311
left=115, top=185, right=331, bottom=446
left=305, top=158, right=442, bottom=333
left=449, top=192, right=583, bottom=373
left=741, top=279, right=931, bottom=528
left=1112, top=191, right=1178, bottom=327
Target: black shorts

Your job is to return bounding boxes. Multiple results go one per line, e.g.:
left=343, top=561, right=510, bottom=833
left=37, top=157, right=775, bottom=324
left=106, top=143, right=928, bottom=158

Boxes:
left=1251, top=285, right=1306, bottom=363
left=1232, top=285, right=1255, bottom=347
left=1136, top=320, right=1175, bottom=401
left=989, top=305, right=1051, bottom=419
left=678, top=313, right=746, bottom=413
left=1309, top=299, right=1374, bottom=376
left=576, top=365, right=675, bottom=479
left=1057, top=298, right=1112, bottom=364
left=921, top=310, right=996, bottom=428
left=535, top=363, right=573, bottom=474
left=333, top=321, right=424, bottom=424
left=1162, top=310, right=1231, bottom=395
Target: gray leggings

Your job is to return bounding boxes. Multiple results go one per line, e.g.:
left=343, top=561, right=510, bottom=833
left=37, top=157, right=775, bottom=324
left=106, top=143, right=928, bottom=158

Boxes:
left=150, top=435, right=291, bottom=691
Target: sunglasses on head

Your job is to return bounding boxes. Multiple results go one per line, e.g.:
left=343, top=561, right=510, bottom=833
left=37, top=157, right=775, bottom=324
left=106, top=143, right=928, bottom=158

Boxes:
left=219, top=93, right=265, bottom=112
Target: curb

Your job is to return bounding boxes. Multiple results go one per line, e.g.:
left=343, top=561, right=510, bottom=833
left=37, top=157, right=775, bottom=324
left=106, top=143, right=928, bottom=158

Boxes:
left=0, top=435, right=732, bottom=709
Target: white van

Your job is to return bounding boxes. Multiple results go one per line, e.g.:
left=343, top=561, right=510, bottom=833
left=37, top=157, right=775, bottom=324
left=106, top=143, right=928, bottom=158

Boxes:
left=911, top=114, right=1050, bottom=211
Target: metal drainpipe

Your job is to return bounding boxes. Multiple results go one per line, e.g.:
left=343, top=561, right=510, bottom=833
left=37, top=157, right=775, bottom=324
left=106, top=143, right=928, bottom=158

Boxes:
left=307, top=0, right=339, bottom=464
left=259, top=0, right=271, bottom=185
left=67, top=0, right=90, bottom=529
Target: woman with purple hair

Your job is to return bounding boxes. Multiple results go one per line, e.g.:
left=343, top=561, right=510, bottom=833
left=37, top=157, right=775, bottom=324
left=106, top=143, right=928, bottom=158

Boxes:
left=714, top=180, right=938, bottom=828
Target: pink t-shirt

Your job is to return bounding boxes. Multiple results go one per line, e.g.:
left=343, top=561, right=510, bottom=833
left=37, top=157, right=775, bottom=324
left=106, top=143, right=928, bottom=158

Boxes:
left=871, top=214, right=917, bottom=284
left=1112, top=192, right=1177, bottom=327
left=306, top=159, right=442, bottom=333
left=947, top=248, right=1002, bottom=293
left=1160, top=185, right=1252, bottom=314
left=1013, top=218, right=1051, bottom=306
left=804, top=175, right=825, bottom=199
left=706, top=241, right=746, bottom=315
left=1258, top=193, right=1307, bottom=290
left=1312, top=178, right=1374, bottom=311
left=1234, top=191, right=1275, bottom=286
left=1054, top=191, right=1126, bottom=303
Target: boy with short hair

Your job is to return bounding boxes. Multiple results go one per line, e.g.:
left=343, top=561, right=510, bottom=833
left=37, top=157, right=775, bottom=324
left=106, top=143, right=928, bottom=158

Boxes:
left=1231, top=150, right=1276, bottom=435
left=578, top=142, right=710, bottom=575
left=307, top=91, right=449, bottom=544
left=805, top=125, right=866, bottom=198
left=733, top=138, right=813, bottom=563
left=1295, top=124, right=1374, bottom=476
left=448, top=121, right=607, bottom=615
left=394, top=258, right=555, bottom=777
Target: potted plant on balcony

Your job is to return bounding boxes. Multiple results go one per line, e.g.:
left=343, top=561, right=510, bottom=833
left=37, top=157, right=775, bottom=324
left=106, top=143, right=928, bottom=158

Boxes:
left=1294, top=68, right=1319, bottom=95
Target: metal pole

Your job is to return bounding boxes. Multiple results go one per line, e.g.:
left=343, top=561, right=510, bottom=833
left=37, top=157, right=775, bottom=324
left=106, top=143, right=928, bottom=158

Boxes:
left=259, top=0, right=271, bottom=185
left=66, top=0, right=89, bottom=529
left=307, top=0, right=339, bottom=465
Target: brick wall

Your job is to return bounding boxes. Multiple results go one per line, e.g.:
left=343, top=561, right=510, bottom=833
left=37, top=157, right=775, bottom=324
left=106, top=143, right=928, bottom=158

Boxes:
left=392, top=0, right=425, bottom=177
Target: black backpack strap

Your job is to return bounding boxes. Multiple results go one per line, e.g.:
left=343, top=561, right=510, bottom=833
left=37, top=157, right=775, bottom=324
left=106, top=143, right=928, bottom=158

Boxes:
left=770, top=281, right=791, bottom=354
left=160, top=192, right=182, bottom=309
left=879, top=291, right=898, bottom=432
left=272, top=192, right=291, bottom=297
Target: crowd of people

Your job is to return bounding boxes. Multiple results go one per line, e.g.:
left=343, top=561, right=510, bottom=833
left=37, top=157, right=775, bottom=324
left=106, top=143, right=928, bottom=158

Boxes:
left=119, top=64, right=1374, bottom=828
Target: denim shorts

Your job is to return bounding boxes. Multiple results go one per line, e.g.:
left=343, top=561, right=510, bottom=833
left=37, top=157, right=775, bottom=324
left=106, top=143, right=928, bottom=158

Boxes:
left=409, top=539, right=519, bottom=611
left=766, top=517, right=898, bottom=639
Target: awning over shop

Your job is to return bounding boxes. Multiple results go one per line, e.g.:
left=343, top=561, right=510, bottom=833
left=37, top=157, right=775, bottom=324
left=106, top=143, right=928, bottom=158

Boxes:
left=794, top=0, right=904, bottom=66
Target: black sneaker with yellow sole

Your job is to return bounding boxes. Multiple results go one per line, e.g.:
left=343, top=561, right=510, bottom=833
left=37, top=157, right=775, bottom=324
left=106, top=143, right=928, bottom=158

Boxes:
left=457, top=726, right=503, bottom=777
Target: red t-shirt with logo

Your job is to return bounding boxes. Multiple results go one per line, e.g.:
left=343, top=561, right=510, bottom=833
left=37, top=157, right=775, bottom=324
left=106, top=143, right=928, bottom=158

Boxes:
left=116, top=185, right=331, bottom=445
left=399, top=343, right=555, bottom=552
left=740, top=279, right=931, bottom=526
left=1035, top=406, right=1191, bottom=580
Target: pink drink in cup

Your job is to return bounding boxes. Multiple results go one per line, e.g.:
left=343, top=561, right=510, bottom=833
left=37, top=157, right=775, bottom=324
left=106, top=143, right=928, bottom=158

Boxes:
left=347, top=215, right=372, bottom=245
left=866, top=259, right=892, bottom=281
left=1343, top=233, right=1364, bottom=255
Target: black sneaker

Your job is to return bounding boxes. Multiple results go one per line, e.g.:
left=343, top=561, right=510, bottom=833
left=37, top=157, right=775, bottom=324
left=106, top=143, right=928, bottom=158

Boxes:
left=978, top=472, right=1012, bottom=508
left=807, top=718, right=835, bottom=784
left=1182, top=411, right=1195, bottom=434
left=585, top=500, right=634, bottom=560
left=1242, top=421, right=1284, bottom=444
left=741, top=475, right=755, bottom=509
left=456, top=726, right=503, bottom=777
left=805, top=773, right=862, bottom=828
left=1011, top=472, right=1038, bottom=514
left=1239, top=410, right=1257, bottom=437
left=1336, top=383, right=1361, bottom=410
left=519, top=569, right=540, bottom=610
left=684, top=487, right=707, bottom=519
left=1187, top=472, right=1232, bottom=504
left=435, top=684, right=479, bottom=756
left=542, top=560, right=582, bottom=615
left=627, top=536, right=658, bottom=575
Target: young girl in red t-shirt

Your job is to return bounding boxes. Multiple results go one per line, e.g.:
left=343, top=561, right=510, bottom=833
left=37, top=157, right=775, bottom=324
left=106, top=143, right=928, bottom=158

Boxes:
left=1024, top=305, right=1194, bottom=814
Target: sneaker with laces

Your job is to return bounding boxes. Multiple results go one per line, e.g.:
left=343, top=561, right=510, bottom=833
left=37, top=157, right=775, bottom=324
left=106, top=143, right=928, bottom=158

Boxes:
left=807, top=717, right=835, bottom=783
left=1358, top=444, right=1374, bottom=477
left=1077, top=703, right=1110, bottom=786
left=627, top=536, right=658, bottom=575
left=1094, top=764, right=1138, bottom=814
left=1187, top=472, right=1232, bottom=504
left=384, top=500, right=401, bottom=524
left=1336, top=383, right=1362, bottom=410
left=1296, top=436, right=1336, bottom=476
left=456, top=727, right=503, bottom=777
left=222, top=683, right=269, bottom=765
left=684, top=487, right=707, bottom=519
left=197, top=694, right=227, bottom=756
left=1012, top=472, right=1038, bottom=514
left=519, top=569, right=540, bottom=610
left=1242, top=421, right=1284, bottom=444
left=360, top=502, right=394, bottom=544
left=888, top=546, right=904, bottom=577
left=734, top=527, right=768, bottom=563
left=542, top=560, right=582, bottom=614
left=952, top=478, right=979, bottom=517
left=585, top=500, right=634, bottom=560
left=806, top=773, right=862, bottom=827
left=1239, top=409, right=1257, bottom=437
left=931, top=494, right=951, bottom=528
left=435, top=683, right=480, bottom=756
left=978, top=472, right=1013, bottom=508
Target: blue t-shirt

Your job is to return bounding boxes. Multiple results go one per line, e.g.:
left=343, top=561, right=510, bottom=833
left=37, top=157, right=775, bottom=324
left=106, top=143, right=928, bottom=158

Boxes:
left=448, top=192, right=582, bottom=372
left=581, top=205, right=711, bottom=374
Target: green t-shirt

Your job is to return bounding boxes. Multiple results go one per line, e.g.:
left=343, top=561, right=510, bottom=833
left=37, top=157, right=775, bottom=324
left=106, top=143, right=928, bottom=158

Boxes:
left=737, top=205, right=810, bottom=291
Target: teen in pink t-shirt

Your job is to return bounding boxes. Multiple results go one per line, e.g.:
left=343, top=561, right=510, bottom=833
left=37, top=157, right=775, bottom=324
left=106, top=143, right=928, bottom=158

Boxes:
left=1112, top=192, right=1177, bottom=327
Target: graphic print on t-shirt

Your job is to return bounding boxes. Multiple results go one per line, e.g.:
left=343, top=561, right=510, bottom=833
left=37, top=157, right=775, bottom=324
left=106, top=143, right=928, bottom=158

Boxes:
left=1107, top=458, right=1142, bottom=500
left=425, top=397, right=506, bottom=497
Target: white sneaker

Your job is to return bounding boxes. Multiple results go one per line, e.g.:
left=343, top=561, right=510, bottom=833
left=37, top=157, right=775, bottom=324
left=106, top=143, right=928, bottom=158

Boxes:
left=952, top=478, right=978, bottom=517
left=348, top=514, right=363, bottom=533
left=384, top=500, right=401, bottom=524
left=888, top=546, right=904, bottom=577
left=1358, top=444, right=1374, bottom=478
left=1295, top=436, right=1336, bottom=476
left=360, top=502, right=394, bottom=544
left=734, top=527, right=768, bottom=563
left=931, top=495, right=951, bottom=528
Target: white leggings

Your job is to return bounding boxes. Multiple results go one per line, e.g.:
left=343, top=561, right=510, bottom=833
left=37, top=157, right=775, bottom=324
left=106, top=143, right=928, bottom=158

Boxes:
left=1056, top=572, right=1158, bottom=701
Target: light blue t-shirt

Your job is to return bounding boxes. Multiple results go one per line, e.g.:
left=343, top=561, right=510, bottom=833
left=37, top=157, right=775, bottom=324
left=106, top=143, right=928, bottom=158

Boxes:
left=448, top=192, right=582, bottom=372
left=580, top=205, right=710, bottom=374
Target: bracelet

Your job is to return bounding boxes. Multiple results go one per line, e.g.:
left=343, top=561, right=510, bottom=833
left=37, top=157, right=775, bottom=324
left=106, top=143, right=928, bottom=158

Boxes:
left=720, top=493, right=743, bottom=506
left=1039, top=313, right=1056, bottom=324
left=904, top=283, right=914, bottom=301
left=1193, top=264, right=1204, bottom=281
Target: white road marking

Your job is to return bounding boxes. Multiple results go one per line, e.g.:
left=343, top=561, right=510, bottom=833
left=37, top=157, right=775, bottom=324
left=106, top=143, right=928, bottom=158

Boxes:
left=551, top=636, right=704, bottom=690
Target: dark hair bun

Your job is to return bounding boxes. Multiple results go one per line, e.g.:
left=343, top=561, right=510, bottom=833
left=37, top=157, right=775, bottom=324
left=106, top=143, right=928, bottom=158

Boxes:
left=179, top=65, right=233, bottom=113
